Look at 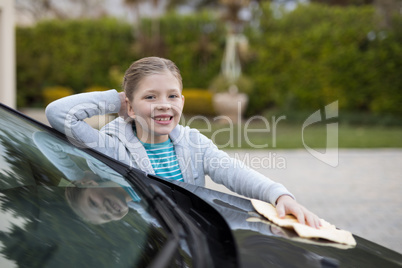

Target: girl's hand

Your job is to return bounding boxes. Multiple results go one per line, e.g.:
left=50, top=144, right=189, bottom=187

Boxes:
left=118, top=92, right=128, bottom=119
left=275, top=195, right=322, bottom=229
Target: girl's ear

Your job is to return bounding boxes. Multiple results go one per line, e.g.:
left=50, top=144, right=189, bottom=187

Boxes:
left=126, top=97, right=136, bottom=119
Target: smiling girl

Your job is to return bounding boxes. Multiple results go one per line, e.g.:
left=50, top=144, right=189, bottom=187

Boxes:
left=46, top=57, right=321, bottom=228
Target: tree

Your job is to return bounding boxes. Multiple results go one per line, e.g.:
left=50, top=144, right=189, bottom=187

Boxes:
left=374, top=0, right=402, bottom=29
left=309, top=0, right=402, bottom=29
left=123, top=0, right=144, bottom=25
left=166, top=0, right=219, bottom=10
left=123, top=0, right=166, bottom=56
left=309, top=0, right=374, bottom=5
left=15, top=0, right=105, bottom=23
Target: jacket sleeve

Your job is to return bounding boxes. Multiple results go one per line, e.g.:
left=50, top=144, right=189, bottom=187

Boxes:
left=33, top=131, right=85, bottom=181
left=200, top=134, right=295, bottom=205
left=45, top=89, right=122, bottom=157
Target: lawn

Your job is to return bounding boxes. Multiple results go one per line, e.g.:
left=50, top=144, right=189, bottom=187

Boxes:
left=184, top=118, right=402, bottom=150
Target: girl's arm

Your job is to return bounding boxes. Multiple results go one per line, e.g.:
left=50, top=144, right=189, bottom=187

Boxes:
left=33, top=131, right=85, bottom=181
left=201, top=140, right=293, bottom=205
left=45, top=89, right=124, bottom=157
left=202, top=137, right=321, bottom=228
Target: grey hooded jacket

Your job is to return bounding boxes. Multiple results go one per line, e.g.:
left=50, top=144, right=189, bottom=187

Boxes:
left=45, top=89, right=294, bottom=205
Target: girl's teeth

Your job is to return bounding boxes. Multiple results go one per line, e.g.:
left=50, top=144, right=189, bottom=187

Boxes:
left=156, top=117, right=170, bottom=121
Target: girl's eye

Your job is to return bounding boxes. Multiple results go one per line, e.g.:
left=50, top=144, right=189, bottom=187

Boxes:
left=169, top=94, right=179, bottom=98
left=145, top=96, right=155, bottom=100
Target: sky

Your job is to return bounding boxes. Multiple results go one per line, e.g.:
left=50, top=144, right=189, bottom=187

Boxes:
left=103, top=0, right=168, bottom=21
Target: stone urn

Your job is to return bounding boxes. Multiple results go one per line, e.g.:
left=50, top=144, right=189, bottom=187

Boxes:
left=212, top=85, right=248, bottom=124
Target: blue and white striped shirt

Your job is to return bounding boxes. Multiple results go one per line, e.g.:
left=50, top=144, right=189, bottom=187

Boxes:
left=140, top=139, right=184, bottom=182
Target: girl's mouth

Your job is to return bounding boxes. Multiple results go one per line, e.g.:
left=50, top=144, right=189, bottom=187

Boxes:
left=154, top=116, right=173, bottom=121
left=153, top=116, right=173, bottom=124
left=105, top=198, right=122, bottom=213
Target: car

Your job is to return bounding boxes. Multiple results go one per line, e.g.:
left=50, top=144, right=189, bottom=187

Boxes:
left=0, top=102, right=402, bottom=268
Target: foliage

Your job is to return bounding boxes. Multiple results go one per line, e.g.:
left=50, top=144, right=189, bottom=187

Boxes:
left=16, top=4, right=402, bottom=118
left=15, top=0, right=106, bottom=21
left=244, top=2, right=402, bottom=116
left=309, top=0, right=374, bottom=5
left=42, top=86, right=74, bottom=105
left=137, top=11, right=226, bottom=89
left=182, top=88, right=215, bottom=116
left=16, top=18, right=135, bottom=107
left=208, top=74, right=254, bottom=94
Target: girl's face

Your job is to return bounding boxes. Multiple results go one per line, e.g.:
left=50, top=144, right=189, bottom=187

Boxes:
left=126, top=72, right=184, bottom=144
left=77, top=186, right=129, bottom=224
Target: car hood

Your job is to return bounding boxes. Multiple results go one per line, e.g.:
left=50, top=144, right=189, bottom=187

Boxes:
left=173, top=181, right=402, bottom=268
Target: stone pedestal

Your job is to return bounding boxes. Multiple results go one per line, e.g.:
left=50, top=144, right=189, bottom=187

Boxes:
left=213, top=92, right=248, bottom=124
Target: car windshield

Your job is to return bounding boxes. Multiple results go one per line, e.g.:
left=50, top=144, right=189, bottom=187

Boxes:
left=0, top=106, right=191, bottom=267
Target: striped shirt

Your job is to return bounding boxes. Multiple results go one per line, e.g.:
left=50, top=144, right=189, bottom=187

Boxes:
left=140, top=139, right=184, bottom=182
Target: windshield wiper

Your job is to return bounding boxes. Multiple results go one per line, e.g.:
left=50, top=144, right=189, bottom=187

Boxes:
left=125, top=169, right=213, bottom=268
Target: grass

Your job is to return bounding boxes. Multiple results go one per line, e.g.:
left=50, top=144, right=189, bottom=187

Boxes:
left=184, top=117, right=402, bottom=149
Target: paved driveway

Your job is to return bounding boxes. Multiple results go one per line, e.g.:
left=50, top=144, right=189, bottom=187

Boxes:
left=206, top=149, right=402, bottom=254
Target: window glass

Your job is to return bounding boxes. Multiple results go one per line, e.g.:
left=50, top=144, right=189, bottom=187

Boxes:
left=0, top=108, right=189, bottom=267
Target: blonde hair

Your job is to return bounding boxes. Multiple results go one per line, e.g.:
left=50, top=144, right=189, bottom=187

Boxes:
left=123, top=57, right=183, bottom=101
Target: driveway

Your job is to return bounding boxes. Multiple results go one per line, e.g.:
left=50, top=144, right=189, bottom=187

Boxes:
left=206, top=149, right=402, bottom=254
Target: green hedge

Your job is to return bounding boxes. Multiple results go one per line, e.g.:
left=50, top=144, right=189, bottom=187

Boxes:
left=244, top=3, right=402, bottom=116
left=138, top=12, right=225, bottom=89
left=16, top=18, right=135, bottom=106
left=182, top=88, right=215, bottom=116
left=16, top=5, right=402, bottom=117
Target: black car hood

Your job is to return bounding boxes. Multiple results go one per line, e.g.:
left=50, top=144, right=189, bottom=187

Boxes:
left=171, top=181, right=402, bottom=268
left=2, top=103, right=400, bottom=268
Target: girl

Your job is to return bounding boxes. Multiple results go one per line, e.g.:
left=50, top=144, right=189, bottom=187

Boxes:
left=46, top=57, right=320, bottom=228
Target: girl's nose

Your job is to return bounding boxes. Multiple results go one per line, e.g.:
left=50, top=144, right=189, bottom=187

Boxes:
left=155, top=102, right=171, bottom=110
left=97, top=204, right=107, bottom=213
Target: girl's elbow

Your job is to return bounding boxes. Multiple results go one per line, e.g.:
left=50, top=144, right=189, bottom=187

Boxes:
left=45, top=102, right=57, bottom=119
